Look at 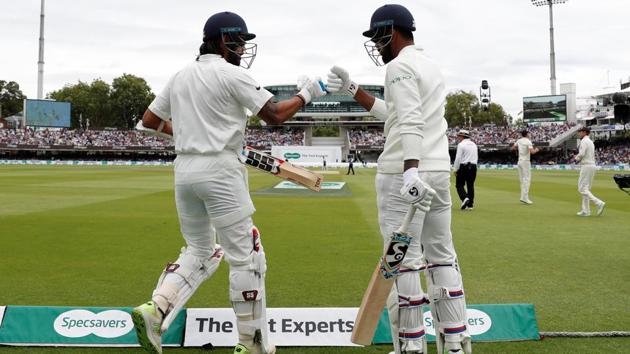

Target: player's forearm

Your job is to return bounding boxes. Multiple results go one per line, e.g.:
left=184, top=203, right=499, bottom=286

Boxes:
left=142, top=109, right=172, bottom=136
left=258, top=97, right=304, bottom=125
left=403, top=159, right=419, bottom=171
left=354, top=88, right=376, bottom=111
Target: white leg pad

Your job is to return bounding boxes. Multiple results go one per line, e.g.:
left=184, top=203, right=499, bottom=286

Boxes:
left=152, top=245, right=224, bottom=332
left=426, top=264, right=470, bottom=353
left=387, top=271, right=428, bottom=353
left=229, top=226, right=274, bottom=354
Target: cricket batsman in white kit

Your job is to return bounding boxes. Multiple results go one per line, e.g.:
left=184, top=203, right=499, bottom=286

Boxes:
left=574, top=126, right=605, bottom=216
left=327, top=4, right=471, bottom=354
left=512, top=130, right=539, bottom=205
left=132, top=11, right=325, bottom=354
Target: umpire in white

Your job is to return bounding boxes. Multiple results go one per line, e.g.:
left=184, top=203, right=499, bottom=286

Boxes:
left=453, top=129, right=478, bottom=210
left=575, top=126, right=605, bottom=216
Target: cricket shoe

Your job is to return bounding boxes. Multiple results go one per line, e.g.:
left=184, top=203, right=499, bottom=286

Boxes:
left=234, top=343, right=276, bottom=354
left=596, top=202, right=606, bottom=216
left=460, top=198, right=469, bottom=210
left=576, top=211, right=590, bottom=217
left=520, top=199, right=533, bottom=205
left=132, top=301, right=163, bottom=354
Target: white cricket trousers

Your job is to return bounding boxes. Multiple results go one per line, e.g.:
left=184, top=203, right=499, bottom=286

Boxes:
left=376, top=172, right=458, bottom=268
left=578, top=164, right=602, bottom=214
left=376, top=172, right=467, bottom=351
left=517, top=160, right=531, bottom=201
left=174, top=153, right=256, bottom=263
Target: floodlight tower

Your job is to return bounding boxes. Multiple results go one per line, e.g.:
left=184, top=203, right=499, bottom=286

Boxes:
left=37, top=0, right=46, bottom=99
left=531, top=0, right=567, bottom=95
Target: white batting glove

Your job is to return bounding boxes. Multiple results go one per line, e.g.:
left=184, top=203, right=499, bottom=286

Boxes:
left=400, top=168, right=436, bottom=212
left=296, top=75, right=327, bottom=105
left=326, top=65, right=358, bottom=96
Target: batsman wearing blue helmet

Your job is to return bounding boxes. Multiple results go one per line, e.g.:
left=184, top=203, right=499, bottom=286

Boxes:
left=132, top=11, right=326, bottom=354
left=327, top=4, right=471, bottom=354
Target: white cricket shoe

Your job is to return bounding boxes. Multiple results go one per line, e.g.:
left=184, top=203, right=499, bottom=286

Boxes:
left=596, top=202, right=606, bottom=216
left=576, top=211, right=590, bottom=217
left=132, top=301, right=163, bottom=354
left=520, top=199, right=533, bottom=205
left=460, top=198, right=469, bottom=210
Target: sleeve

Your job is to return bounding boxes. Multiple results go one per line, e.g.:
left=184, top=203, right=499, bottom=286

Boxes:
left=576, top=140, right=585, bottom=161
left=453, top=144, right=462, bottom=171
left=369, top=98, right=388, bottom=121
left=224, top=67, right=274, bottom=116
left=148, top=74, right=175, bottom=120
left=386, top=61, right=423, bottom=161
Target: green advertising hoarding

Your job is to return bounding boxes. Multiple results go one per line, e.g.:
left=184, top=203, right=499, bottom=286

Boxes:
left=373, top=304, right=540, bottom=343
left=0, top=306, right=184, bottom=346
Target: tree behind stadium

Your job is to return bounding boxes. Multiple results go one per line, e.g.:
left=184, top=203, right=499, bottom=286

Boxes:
left=0, top=80, right=26, bottom=118
left=111, top=74, right=155, bottom=129
left=48, top=79, right=112, bottom=129
left=48, top=74, right=154, bottom=129
left=445, top=90, right=510, bottom=127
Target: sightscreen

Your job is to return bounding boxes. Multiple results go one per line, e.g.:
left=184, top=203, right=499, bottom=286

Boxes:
left=522, top=95, right=567, bottom=122
left=24, top=99, right=71, bottom=128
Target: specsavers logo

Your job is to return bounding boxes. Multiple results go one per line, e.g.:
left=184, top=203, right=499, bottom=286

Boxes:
left=54, top=310, right=133, bottom=338
left=424, top=309, right=492, bottom=336
left=283, top=152, right=301, bottom=159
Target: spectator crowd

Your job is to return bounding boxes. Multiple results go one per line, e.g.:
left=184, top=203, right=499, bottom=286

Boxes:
left=1, top=124, right=627, bottom=165
left=0, top=127, right=304, bottom=150
left=350, top=123, right=576, bottom=148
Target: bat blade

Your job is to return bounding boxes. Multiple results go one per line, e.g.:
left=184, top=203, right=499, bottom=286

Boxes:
left=277, top=160, right=323, bottom=192
left=351, top=265, right=395, bottom=345
left=351, top=207, right=416, bottom=346
left=240, top=146, right=323, bottom=191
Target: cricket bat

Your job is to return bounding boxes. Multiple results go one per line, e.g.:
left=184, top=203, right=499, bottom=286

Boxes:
left=351, top=206, right=417, bottom=346
left=239, top=146, right=323, bottom=192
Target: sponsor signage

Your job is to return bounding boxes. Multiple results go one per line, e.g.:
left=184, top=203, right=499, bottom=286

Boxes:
left=0, top=305, right=538, bottom=347
left=274, top=181, right=346, bottom=190
left=373, top=304, right=539, bottom=343
left=271, top=146, right=342, bottom=163
left=0, top=306, right=185, bottom=346
left=185, top=305, right=538, bottom=347
left=185, top=308, right=358, bottom=347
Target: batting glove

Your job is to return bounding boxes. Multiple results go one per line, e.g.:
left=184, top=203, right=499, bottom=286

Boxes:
left=296, top=75, right=327, bottom=105
left=326, top=65, right=359, bottom=96
left=400, top=168, right=436, bottom=212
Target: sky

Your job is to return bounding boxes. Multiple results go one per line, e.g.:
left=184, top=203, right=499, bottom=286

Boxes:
left=1, top=0, right=629, bottom=119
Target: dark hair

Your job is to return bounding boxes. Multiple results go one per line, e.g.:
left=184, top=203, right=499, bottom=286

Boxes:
left=521, top=130, right=528, bottom=137
left=394, top=26, right=414, bottom=41
left=197, top=38, right=222, bottom=60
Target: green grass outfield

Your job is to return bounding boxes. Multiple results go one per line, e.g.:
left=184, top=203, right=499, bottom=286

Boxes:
left=0, top=165, right=628, bottom=353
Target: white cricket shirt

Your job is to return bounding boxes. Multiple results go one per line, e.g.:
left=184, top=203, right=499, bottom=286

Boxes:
left=149, top=54, right=273, bottom=182
left=453, top=139, right=478, bottom=171
left=149, top=54, right=273, bottom=155
left=371, top=45, right=451, bottom=174
left=577, top=135, right=596, bottom=165
left=516, top=137, right=533, bottom=162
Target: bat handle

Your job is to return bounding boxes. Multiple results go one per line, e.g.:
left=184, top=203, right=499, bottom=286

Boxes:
left=396, top=206, right=417, bottom=234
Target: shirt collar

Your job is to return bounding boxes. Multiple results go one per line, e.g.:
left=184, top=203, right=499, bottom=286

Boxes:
left=197, top=54, right=223, bottom=62
left=399, top=44, right=423, bottom=55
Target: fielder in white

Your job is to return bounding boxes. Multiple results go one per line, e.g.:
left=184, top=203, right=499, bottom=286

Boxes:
left=574, top=126, right=605, bottom=216
left=132, top=11, right=325, bottom=354
left=511, top=130, right=539, bottom=205
left=327, top=4, right=470, bottom=354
